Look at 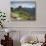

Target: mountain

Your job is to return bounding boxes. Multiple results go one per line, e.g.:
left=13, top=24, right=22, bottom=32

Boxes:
left=11, top=7, right=35, bottom=16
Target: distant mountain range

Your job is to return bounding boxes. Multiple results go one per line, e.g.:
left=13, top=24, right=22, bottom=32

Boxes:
left=11, top=7, right=35, bottom=16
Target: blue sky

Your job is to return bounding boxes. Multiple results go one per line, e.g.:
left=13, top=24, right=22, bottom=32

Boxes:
left=11, top=2, right=35, bottom=8
left=11, top=0, right=29, bottom=1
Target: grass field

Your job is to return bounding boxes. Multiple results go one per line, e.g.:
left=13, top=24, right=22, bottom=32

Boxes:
left=11, top=7, right=35, bottom=21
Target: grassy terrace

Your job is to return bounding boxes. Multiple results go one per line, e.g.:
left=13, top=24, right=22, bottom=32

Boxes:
left=11, top=10, right=32, bottom=20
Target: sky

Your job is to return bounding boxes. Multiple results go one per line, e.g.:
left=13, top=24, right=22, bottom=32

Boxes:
left=11, top=0, right=33, bottom=1
left=11, top=2, right=36, bottom=8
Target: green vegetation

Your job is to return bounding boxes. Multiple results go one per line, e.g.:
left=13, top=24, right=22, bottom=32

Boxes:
left=11, top=7, right=35, bottom=20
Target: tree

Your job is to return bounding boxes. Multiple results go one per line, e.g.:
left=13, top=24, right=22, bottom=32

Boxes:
left=19, top=6, right=22, bottom=8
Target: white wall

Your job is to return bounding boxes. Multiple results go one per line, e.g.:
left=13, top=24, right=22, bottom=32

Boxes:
left=0, top=0, right=46, bottom=27
left=0, top=1, right=46, bottom=46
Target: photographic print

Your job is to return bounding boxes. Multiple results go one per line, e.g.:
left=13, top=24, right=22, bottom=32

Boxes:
left=10, top=1, right=36, bottom=21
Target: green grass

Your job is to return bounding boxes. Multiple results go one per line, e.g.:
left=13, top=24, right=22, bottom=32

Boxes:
left=11, top=10, right=33, bottom=20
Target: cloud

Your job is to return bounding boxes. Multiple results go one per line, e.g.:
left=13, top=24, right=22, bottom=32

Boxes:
left=11, top=3, right=35, bottom=8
